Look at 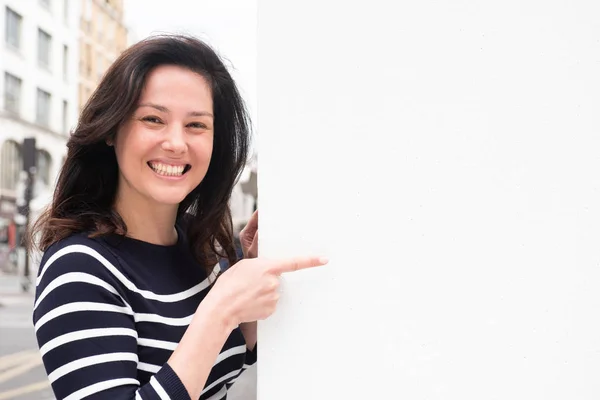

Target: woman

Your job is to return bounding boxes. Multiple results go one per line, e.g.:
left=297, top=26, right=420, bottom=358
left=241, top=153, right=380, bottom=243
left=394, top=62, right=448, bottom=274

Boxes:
left=31, top=34, right=327, bottom=400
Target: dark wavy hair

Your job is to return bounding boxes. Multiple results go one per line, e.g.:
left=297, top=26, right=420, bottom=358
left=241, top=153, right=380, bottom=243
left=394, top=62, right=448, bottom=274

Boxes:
left=30, top=34, right=251, bottom=273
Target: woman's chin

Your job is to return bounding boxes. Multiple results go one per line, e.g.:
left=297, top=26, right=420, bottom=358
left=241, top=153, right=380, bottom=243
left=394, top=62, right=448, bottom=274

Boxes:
left=149, top=191, right=189, bottom=207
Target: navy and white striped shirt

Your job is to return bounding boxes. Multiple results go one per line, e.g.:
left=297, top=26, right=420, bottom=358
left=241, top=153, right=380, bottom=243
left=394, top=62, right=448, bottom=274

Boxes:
left=33, top=230, right=256, bottom=400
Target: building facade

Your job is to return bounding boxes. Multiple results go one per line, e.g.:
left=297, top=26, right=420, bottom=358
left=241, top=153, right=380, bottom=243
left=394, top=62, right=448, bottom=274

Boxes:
left=0, top=0, right=81, bottom=243
left=78, top=0, right=127, bottom=111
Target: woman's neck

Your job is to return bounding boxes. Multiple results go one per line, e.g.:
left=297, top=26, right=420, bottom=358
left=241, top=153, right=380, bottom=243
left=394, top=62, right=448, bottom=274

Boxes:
left=113, top=188, right=179, bottom=246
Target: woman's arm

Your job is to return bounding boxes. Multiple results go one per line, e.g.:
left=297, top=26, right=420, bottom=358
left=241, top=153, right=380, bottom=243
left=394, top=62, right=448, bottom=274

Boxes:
left=167, top=298, right=234, bottom=399
left=34, top=246, right=235, bottom=400
left=34, top=251, right=206, bottom=400
left=35, top=239, right=322, bottom=399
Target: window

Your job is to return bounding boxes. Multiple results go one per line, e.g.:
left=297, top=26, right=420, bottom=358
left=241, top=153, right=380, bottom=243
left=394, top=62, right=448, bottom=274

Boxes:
left=84, top=0, right=92, bottom=20
left=36, top=150, right=52, bottom=186
left=38, top=29, right=52, bottom=69
left=82, top=0, right=92, bottom=32
left=62, top=100, right=68, bottom=134
left=62, top=45, right=68, bottom=81
left=0, top=140, right=22, bottom=192
left=78, top=83, right=84, bottom=108
left=97, top=14, right=103, bottom=41
left=39, top=0, right=51, bottom=9
left=36, top=89, right=51, bottom=127
left=5, top=7, right=22, bottom=50
left=106, top=19, right=114, bottom=42
left=3, top=73, right=22, bottom=115
left=96, top=52, right=103, bottom=80
left=79, top=85, right=91, bottom=111
left=85, top=43, right=92, bottom=76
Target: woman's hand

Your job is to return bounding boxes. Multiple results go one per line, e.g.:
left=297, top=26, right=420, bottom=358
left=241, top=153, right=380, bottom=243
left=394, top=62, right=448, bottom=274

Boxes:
left=205, top=255, right=328, bottom=330
left=240, top=210, right=258, bottom=259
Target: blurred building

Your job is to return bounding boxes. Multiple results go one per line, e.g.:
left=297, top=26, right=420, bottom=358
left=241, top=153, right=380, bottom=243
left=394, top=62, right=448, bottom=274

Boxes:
left=0, top=0, right=81, bottom=240
left=79, top=0, right=128, bottom=112
left=231, top=153, right=257, bottom=232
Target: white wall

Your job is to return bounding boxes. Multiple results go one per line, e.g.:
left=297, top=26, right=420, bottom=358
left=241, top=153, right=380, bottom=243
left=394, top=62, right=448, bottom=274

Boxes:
left=257, top=1, right=600, bottom=399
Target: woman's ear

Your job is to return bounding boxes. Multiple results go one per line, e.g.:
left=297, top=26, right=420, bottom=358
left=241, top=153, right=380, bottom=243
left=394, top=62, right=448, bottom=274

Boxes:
left=106, top=136, right=114, bottom=146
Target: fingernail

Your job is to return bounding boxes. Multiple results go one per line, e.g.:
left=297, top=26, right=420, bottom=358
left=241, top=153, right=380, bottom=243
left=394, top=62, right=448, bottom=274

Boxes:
left=319, top=257, right=329, bottom=264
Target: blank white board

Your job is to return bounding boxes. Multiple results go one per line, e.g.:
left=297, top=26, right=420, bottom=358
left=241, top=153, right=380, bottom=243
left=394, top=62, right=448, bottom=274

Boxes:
left=257, top=1, right=600, bottom=398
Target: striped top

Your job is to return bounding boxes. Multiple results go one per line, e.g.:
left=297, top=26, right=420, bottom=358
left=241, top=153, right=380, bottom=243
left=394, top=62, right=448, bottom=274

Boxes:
left=32, top=230, right=256, bottom=400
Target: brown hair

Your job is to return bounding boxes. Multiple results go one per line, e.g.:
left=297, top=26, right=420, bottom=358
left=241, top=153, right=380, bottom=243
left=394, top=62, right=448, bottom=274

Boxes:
left=30, top=34, right=251, bottom=273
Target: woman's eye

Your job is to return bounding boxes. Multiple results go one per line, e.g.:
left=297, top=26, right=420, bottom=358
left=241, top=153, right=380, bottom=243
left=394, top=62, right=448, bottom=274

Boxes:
left=141, top=116, right=162, bottom=124
left=188, top=122, right=207, bottom=129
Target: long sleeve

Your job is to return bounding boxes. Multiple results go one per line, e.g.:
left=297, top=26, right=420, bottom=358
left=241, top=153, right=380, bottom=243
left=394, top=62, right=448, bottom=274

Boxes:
left=32, top=246, right=191, bottom=400
left=244, top=344, right=257, bottom=367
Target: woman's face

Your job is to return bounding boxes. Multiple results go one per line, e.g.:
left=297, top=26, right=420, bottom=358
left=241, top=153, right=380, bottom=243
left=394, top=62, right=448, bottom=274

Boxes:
left=113, top=65, right=214, bottom=207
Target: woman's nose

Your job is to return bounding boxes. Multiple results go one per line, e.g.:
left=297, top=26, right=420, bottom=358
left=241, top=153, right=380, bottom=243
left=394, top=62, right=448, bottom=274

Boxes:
left=161, top=126, right=187, bottom=154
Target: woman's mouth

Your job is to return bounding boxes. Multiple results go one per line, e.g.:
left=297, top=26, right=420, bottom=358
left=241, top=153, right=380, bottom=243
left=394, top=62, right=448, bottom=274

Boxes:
left=147, top=161, right=191, bottom=177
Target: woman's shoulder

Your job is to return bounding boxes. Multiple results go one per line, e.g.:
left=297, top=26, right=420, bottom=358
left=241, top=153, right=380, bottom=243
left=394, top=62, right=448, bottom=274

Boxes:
left=42, top=232, right=117, bottom=262
left=37, top=232, right=124, bottom=285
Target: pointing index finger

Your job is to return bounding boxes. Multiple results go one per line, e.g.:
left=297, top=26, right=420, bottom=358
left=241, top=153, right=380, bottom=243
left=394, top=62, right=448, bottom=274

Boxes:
left=268, top=256, right=329, bottom=275
left=246, top=210, right=258, bottom=229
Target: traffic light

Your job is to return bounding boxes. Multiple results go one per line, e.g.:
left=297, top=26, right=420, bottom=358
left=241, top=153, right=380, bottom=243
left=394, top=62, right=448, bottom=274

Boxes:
left=23, top=137, right=37, bottom=173
left=19, top=137, right=37, bottom=290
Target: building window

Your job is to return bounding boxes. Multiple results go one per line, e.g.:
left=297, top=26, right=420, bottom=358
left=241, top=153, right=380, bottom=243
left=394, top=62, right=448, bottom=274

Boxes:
left=3, top=73, right=22, bottom=115
left=62, top=45, right=68, bottom=81
left=78, top=83, right=84, bottom=109
left=106, top=19, right=114, bottom=43
left=97, top=14, right=103, bottom=41
left=39, top=0, right=51, bottom=9
left=96, top=52, right=103, bottom=80
left=82, top=0, right=92, bottom=32
left=85, top=43, right=92, bottom=77
left=36, top=150, right=52, bottom=186
left=38, top=29, right=52, bottom=69
left=5, top=7, right=22, bottom=50
left=84, top=0, right=92, bottom=20
left=0, top=140, right=22, bottom=192
left=62, top=100, right=68, bottom=134
left=36, top=89, right=51, bottom=127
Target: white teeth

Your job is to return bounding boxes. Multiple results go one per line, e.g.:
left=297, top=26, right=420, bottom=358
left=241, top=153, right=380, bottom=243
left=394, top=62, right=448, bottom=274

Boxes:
left=149, top=162, right=186, bottom=177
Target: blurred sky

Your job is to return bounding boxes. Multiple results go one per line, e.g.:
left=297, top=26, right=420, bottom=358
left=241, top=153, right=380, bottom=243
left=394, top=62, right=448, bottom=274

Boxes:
left=123, top=0, right=258, bottom=153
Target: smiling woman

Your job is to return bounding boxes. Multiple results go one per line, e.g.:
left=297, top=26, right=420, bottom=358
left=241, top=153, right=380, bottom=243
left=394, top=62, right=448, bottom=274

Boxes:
left=112, top=65, right=216, bottom=228
left=28, top=34, right=327, bottom=400
left=33, top=35, right=246, bottom=264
